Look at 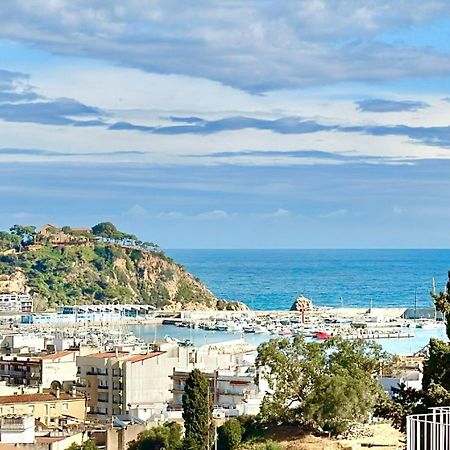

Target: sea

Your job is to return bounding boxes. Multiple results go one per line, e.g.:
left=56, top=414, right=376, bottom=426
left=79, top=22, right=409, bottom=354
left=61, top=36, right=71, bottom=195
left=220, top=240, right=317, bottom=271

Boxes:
left=166, top=249, right=450, bottom=310
left=129, top=249, right=450, bottom=355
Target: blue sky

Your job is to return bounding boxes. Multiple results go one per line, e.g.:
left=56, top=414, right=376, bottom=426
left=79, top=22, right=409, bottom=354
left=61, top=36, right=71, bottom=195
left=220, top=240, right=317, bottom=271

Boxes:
left=1, top=1, right=450, bottom=248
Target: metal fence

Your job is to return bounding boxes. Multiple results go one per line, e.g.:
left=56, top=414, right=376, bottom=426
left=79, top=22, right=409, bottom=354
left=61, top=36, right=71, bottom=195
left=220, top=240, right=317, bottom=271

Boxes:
left=407, top=407, right=450, bottom=450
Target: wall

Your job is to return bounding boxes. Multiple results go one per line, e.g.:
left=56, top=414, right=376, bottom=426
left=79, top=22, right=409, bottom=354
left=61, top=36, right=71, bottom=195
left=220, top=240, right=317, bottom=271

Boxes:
left=0, top=398, right=85, bottom=426
left=106, top=423, right=147, bottom=450
left=41, top=354, right=78, bottom=389
left=124, top=354, right=175, bottom=407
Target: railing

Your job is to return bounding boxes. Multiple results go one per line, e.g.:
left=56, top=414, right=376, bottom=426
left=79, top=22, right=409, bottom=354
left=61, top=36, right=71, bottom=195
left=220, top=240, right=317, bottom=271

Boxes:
left=407, top=407, right=450, bottom=450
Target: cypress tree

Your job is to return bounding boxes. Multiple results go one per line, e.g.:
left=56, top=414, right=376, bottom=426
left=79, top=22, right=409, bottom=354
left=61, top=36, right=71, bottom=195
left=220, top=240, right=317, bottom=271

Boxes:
left=182, top=369, right=212, bottom=450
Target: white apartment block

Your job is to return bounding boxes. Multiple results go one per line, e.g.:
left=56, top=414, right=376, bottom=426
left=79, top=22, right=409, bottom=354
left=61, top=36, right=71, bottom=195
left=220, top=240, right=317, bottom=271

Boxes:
left=0, top=351, right=78, bottom=388
left=77, top=350, right=177, bottom=420
left=0, top=293, right=32, bottom=313
left=170, top=367, right=267, bottom=417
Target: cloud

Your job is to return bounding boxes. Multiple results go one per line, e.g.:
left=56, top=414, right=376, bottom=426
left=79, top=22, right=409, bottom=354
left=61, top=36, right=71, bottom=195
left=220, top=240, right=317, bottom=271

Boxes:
left=356, top=98, right=430, bottom=112
left=157, top=210, right=234, bottom=220
left=258, top=208, right=293, bottom=218
left=1, top=2, right=450, bottom=91
left=108, top=114, right=450, bottom=151
left=320, top=209, right=349, bottom=218
left=0, top=98, right=105, bottom=126
left=109, top=116, right=332, bottom=135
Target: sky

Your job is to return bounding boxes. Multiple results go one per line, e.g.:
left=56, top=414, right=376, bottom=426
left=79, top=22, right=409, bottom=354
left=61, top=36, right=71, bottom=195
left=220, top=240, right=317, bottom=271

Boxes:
left=1, top=1, right=450, bottom=248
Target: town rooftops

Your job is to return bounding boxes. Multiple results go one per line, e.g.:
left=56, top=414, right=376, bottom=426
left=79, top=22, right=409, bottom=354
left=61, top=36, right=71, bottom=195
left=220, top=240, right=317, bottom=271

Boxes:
left=125, top=352, right=164, bottom=363
left=40, top=350, right=76, bottom=360
left=0, top=392, right=83, bottom=404
left=83, top=351, right=129, bottom=359
left=82, top=351, right=164, bottom=362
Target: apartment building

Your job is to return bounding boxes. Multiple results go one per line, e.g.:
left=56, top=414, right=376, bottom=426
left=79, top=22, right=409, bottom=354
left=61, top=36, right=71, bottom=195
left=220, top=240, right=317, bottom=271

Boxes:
left=0, top=390, right=85, bottom=427
left=77, top=350, right=176, bottom=420
left=170, top=367, right=267, bottom=416
left=0, top=293, right=33, bottom=313
left=0, top=415, right=34, bottom=444
left=0, top=351, right=78, bottom=388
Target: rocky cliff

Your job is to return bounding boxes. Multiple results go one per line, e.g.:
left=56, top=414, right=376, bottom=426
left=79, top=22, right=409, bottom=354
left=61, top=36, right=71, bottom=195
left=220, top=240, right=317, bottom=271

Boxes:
left=0, top=232, right=226, bottom=310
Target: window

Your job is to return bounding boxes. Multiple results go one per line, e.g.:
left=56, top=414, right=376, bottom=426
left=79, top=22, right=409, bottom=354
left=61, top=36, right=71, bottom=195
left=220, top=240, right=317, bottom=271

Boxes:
left=28, top=405, right=34, bottom=414
left=63, top=403, right=68, bottom=411
left=9, top=406, right=14, bottom=414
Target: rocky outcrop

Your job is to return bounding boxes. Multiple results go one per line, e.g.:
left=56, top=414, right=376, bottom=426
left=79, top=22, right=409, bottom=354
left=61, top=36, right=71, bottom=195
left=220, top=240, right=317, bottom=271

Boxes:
left=290, top=295, right=313, bottom=311
left=0, top=270, right=28, bottom=294
left=216, top=299, right=250, bottom=311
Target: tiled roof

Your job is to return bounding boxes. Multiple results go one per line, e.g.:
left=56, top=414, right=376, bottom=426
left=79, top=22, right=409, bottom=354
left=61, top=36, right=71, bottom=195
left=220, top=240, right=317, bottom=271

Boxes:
left=40, top=350, right=76, bottom=360
left=125, top=352, right=164, bottom=363
left=83, top=352, right=128, bottom=359
left=0, top=392, right=83, bottom=404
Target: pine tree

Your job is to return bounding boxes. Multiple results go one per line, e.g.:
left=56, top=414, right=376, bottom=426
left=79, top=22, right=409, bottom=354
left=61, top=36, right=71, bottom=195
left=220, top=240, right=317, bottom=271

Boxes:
left=182, top=369, right=212, bottom=450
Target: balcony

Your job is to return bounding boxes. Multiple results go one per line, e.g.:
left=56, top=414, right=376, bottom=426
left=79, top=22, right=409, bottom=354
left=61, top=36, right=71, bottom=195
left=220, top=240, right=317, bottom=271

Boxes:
left=406, top=406, right=450, bottom=450
left=98, top=385, right=108, bottom=390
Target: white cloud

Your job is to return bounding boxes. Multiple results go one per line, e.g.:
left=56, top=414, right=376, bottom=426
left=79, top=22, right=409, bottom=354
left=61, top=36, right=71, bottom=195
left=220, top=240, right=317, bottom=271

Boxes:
left=320, top=208, right=349, bottom=218
left=1, top=1, right=450, bottom=91
left=157, top=210, right=234, bottom=221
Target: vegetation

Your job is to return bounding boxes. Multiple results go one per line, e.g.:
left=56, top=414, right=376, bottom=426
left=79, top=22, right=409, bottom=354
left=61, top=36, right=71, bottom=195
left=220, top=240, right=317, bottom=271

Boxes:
left=182, top=369, right=212, bottom=450
left=128, top=422, right=182, bottom=450
left=217, top=419, right=243, bottom=450
left=377, top=270, right=450, bottom=430
left=256, top=336, right=388, bottom=436
left=67, top=441, right=99, bottom=450
left=0, top=222, right=216, bottom=309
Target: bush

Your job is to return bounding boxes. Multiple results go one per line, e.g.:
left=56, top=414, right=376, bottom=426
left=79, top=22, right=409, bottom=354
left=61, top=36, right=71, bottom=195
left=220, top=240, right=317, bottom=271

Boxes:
left=264, top=440, right=283, bottom=450
left=128, top=422, right=182, bottom=450
left=237, top=415, right=264, bottom=441
left=218, top=419, right=243, bottom=450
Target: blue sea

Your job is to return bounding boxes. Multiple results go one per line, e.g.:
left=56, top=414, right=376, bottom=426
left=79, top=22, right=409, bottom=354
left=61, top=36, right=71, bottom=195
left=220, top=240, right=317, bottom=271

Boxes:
left=166, top=249, right=450, bottom=310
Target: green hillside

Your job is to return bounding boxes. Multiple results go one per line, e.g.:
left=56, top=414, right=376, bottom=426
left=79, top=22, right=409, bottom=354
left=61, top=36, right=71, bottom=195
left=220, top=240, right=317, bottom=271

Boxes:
left=0, top=223, right=218, bottom=310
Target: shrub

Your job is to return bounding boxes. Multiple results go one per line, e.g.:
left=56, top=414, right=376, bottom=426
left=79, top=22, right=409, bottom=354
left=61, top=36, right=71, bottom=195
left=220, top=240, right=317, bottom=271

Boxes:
left=218, top=419, right=243, bottom=450
left=264, top=440, right=283, bottom=450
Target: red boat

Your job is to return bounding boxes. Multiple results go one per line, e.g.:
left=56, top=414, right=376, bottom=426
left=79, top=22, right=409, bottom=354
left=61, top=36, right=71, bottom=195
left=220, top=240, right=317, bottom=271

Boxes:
left=315, top=331, right=331, bottom=340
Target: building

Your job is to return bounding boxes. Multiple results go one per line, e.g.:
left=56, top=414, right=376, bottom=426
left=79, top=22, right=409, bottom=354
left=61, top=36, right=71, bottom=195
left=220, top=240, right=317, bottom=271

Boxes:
left=0, top=351, right=78, bottom=388
left=170, top=367, right=267, bottom=417
left=0, top=391, right=85, bottom=427
left=0, top=415, right=34, bottom=444
left=77, top=350, right=176, bottom=420
left=36, top=224, right=91, bottom=246
left=0, top=293, right=33, bottom=313
left=379, top=370, right=423, bottom=397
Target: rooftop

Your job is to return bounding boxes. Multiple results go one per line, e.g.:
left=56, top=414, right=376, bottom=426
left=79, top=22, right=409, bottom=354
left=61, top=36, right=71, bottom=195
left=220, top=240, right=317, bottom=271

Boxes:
left=0, top=392, right=83, bottom=404
left=40, top=350, right=77, bottom=360
left=125, top=352, right=164, bottom=363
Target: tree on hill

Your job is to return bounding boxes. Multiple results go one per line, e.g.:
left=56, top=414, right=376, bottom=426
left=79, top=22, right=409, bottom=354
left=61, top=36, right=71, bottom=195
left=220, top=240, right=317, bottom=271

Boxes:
left=91, top=222, right=137, bottom=241
left=0, top=231, right=21, bottom=251
left=128, top=422, right=182, bottom=450
left=9, top=224, right=36, bottom=245
left=182, top=369, right=212, bottom=450
left=256, top=336, right=388, bottom=435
